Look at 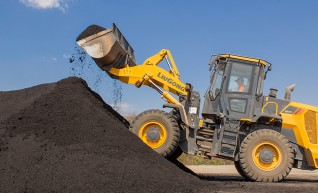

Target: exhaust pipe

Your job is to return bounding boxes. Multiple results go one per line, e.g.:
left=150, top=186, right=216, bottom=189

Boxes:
left=76, top=23, right=136, bottom=71
left=284, top=84, right=296, bottom=100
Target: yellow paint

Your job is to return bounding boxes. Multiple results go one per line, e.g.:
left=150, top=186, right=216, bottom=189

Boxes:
left=304, top=111, right=317, bottom=144
left=219, top=54, right=267, bottom=66
left=108, top=49, right=191, bottom=126
left=199, top=119, right=203, bottom=127
left=138, top=121, right=167, bottom=149
left=281, top=101, right=318, bottom=168
left=108, top=49, right=188, bottom=96
left=162, top=91, right=180, bottom=105
left=160, top=91, right=188, bottom=125
left=252, top=141, right=282, bottom=171
left=240, top=118, right=252, bottom=122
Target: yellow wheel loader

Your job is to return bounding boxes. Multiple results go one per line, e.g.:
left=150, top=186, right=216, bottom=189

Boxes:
left=77, top=23, right=318, bottom=182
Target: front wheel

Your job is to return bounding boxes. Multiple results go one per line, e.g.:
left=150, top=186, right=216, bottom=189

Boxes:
left=234, top=161, right=248, bottom=180
left=129, top=109, right=180, bottom=158
left=238, top=129, right=294, bottom=182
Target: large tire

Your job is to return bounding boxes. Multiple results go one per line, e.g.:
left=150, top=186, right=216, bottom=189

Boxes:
left=239, top=129, right=294, bottom=182
left=129, top=109, right=180, bottom=158
left=234, top=161, right=248, bottom=180
left=167, top=146, right=183, bottom=161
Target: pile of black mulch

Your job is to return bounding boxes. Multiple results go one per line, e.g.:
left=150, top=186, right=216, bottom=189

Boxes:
left=0, top=77, right=207, bottom=193
left=76, top=25, right=106, bottom=41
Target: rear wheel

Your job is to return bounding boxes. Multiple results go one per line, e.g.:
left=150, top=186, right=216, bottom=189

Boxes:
left=130, top=109, right=180, bottom=158
left=239, top=129, right=294, bottom=182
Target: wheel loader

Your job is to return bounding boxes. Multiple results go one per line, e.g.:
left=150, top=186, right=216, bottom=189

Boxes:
left=76, top=23, right=318, bottom=182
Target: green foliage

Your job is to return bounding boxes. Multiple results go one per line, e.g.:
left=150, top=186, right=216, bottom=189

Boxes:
left=177, top=153, right=233, bottom=165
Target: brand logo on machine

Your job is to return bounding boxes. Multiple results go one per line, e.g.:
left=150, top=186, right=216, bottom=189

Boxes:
left=157, top=72, right=185, bottom=92
left=284, top=110, right=293, bottom=114
left=283, top=106, right=300, bottom=114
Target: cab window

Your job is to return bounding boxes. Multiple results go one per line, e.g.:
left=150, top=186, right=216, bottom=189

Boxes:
left=227, top=61, right=254, bottom=93
left=209, top=62, right=225, bottom=97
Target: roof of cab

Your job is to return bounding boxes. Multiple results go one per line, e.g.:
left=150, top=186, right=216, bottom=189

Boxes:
left=218, top=54, right=267, bottom=66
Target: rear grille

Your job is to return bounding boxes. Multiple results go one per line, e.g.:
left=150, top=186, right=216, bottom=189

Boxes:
left=304, top=111, right=317, bottom=144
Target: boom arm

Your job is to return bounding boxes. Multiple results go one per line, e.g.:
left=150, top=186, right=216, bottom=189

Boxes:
left=109, top=49, right=188, bottom=101
left=108, top=49, right=189, bottom=124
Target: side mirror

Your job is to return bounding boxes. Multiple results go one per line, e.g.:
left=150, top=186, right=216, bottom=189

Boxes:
left=209, top=57, right=217, bottom=71
left=264, top=63, right=272, bottom=79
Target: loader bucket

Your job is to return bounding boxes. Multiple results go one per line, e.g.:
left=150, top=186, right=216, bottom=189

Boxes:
left=76, top=23, right=136, bottom=71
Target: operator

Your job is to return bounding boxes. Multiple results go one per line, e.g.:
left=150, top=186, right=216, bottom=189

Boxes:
left=235, top=77, right=246, bottom=92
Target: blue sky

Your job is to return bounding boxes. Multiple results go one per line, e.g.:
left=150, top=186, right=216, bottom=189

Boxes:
left=1, top=0, right=318, bottom=115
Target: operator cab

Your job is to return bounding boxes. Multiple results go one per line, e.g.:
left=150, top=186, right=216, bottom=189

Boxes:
left=202, top=54, right=270, bottom=121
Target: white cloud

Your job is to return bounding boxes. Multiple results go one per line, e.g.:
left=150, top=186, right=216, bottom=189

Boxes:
left=20, top=0, right=69, bottom=12
left=41, top=56, right=58, bottom=62
left=63, top=53, right=71, bottom=59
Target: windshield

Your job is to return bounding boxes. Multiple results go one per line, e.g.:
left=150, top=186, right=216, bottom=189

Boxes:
left=209, top=62, right=225, bottom=98
left=227, top=61, right=254, bottom=93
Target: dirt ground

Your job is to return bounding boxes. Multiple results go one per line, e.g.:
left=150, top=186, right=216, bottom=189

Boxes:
left=189, top=165, right=318, bottom=193
left=0, top=77, right=317, bottom=193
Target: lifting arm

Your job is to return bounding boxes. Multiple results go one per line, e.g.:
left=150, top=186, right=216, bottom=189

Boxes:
left=109, top=49, right=188, bottom=99
left=108, top=49, right=189, bottom=124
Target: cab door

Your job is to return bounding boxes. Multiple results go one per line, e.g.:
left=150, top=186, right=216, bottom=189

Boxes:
left=222, top=60, right=259, bottom=120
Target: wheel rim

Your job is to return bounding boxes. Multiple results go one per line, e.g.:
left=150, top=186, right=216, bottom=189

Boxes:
left=138, top=121, right=167, bottom=149
left=252, top=141, right=282, bottom=171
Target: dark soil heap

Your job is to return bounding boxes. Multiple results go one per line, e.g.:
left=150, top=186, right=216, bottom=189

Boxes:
left=0, top=77, right=201, bottom=193
left=76, top=25, right=106, bottom=41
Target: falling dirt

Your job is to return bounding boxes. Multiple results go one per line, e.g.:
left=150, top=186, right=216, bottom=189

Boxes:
left=68, top=45, right=122, bottom=111
left=112, top=79, right=122, bottom=111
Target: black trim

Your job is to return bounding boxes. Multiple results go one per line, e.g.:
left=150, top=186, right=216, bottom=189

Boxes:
left=163, top=103, right=187, bottom=125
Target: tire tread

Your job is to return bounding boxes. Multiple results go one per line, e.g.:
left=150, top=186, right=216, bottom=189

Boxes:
left=130, top=109, right=180, bottom=158
left=238, top=129, right=294, bottom=182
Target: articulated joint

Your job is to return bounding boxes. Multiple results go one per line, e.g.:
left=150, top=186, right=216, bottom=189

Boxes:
left=135, top=74, right=152, bottom=88
left=163, top=103, right=189, bottom=125
left=161, top=91, right=180, bottom=104
left=144, top=49, right=167, bottom=66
